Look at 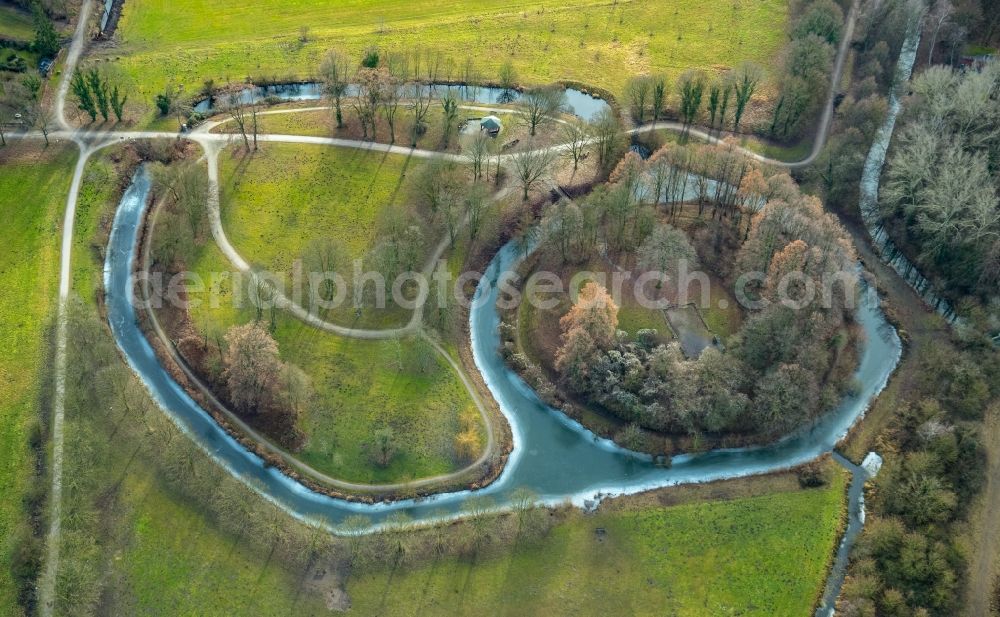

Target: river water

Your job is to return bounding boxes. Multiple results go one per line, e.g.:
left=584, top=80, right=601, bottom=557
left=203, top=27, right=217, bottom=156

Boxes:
left=104, top=167, right=901, bottom=530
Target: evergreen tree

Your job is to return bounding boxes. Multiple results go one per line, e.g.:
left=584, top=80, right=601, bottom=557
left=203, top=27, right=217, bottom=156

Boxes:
left=31, top=2, right=59, bottom=58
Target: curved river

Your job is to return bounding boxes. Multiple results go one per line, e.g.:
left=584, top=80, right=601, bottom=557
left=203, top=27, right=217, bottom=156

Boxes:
left=105, top=170, right=901, bottom=530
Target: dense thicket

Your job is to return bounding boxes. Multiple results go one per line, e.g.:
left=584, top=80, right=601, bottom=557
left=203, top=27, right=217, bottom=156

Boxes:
left=769, top=0, right=845, bottom=139
left=509, top=143, right=860, bottom=443
left=840, top=344, right=997, bottom=617
left=881, top=63, right=1000, bottom=306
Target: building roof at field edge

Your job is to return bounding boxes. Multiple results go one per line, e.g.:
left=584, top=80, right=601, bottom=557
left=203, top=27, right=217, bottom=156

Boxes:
left=480, top=115, right=502, bottom=131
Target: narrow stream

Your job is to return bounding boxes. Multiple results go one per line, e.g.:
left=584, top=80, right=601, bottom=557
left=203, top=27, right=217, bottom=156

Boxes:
left=193, top=82, right=611, bottom=122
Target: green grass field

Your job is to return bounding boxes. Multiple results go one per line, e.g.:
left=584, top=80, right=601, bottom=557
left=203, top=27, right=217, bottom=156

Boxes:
left=108, top=0, right=787, bottom=108
left=57, top=281, right=848, bottom=617
left=220, top=143, right=410, bottom=264
left=182, top=240, right=484, bottom=484
left=70, top=156, right=120, bottom=306
left=218, top=143, right=425, bottom=328
left=697, top=276, right=743, bottom=343
left=0, top=5, right=35, bottom=42
left=0, top=146, right=75, bottom=616
left=348, top=468, right=847, bottom=616
left=114, top=471, right=331, bottom=615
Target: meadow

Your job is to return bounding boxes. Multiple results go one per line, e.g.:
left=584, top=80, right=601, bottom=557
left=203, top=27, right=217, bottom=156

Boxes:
left=219, top=144, right=414, bottom=264
left=106, top=0, right=788, bottom=108
left=70, top=155, right=121, bottom=306
left=181, top=240, right=486, bottom=485
left=0, top=145, right=74, bottom=615
left=218, top=143, right=426, bottom=324
left=347, top=467, right=847, bottom=616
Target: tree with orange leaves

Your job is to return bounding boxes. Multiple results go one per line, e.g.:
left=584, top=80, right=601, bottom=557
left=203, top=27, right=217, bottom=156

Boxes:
left=555, top=282, right=619, bottom=391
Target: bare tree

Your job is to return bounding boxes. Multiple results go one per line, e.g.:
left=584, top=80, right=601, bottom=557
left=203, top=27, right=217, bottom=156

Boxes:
left=498, top=60, right=517, bottom=91
left=223, top=322, right=283, bottom=414
left=439, top=187, right=462, bottom=245
left=170, top=94, right=192, bottom=132
left=464, top=184, right=491, bottom=240
left=440, top=90, right=459, bottom=145
left=517, top=86, right=566, bottom=136
left=424, top=49, right=442, bottom=82
left=638, top=223, right=697, bottom=277
left=379, top=73, right=401, bottom=143
left=227, top=89, right=251, bottom=150
left=591, top=108, right=623, bottom=171
left=561, top=120, right=591, bottom=171
left=512, top=147, right=557, bottom=201
left=302, top=237, right=345, bottom=307
left=544, top=199, right=583, bottom=262
left=626, top=76, right=652, bottom=123
left=408, top=84, right=432, bottom=147
left=466, top=130, right=491, bottom=181
left=249, top=86, right=259, bottom=150
left=320, top=50, right=353, bottom=128
left=647, top=149, right=670, bottom=206
left=462, top=57, right=479, bottom=89
left=28, top=104, right=53, bottom=146
left=353, top=67, right=385, bottom=140
left=925, top=0, right=954, bottom=64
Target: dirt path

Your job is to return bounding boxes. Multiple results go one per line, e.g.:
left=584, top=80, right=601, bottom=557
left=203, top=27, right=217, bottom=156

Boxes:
left=39, top=2, right=94, bottom=615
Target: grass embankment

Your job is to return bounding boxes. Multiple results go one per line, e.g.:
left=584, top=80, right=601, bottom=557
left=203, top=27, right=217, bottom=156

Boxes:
left=107, top=0, right=787, bottom=112
left=70, top=155, right=123, bottom=305
left=0, top=145, right=75, bottom=616
left=348, top=465, right=848, bottom=616
left=738, top=136, right=812, bottom=164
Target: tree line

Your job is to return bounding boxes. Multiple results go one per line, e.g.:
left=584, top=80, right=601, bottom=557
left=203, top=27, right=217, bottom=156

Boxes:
left=624, top=62, right=763, bottom=135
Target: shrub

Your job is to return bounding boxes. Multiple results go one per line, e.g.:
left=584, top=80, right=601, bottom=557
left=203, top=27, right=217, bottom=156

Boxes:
left=361, top=46, right=379, bottom=68
left=797, top=461, right=829, bottom=488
